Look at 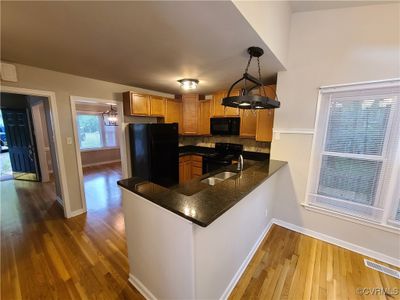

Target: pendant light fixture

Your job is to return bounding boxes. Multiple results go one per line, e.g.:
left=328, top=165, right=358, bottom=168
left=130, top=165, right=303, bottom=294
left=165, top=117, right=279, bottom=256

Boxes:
left=102, top=105, right=118, bottom=126
left=178, top=78, right=199, bottom=90
left=222, top=46, right=280, bottom=110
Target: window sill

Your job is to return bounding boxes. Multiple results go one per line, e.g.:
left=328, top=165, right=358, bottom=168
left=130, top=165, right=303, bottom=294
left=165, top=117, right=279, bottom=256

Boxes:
left=80, top=147, right=120, bottom=153
left=301, top=202, right=400, bottom=234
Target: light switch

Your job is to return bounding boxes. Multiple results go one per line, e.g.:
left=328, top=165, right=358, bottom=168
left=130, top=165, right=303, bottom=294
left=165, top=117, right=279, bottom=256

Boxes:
left=66, top=137, right=73, bottom=145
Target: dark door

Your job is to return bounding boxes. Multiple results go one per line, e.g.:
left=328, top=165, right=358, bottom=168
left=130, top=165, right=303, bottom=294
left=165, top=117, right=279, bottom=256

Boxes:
left=1, top=108, right=40, bottom=181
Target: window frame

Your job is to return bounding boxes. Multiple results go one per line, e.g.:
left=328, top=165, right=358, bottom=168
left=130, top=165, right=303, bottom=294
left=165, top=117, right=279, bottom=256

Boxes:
left=305, top=79, right=400, bottom=228
left=77, top=111, right=119, bottom=151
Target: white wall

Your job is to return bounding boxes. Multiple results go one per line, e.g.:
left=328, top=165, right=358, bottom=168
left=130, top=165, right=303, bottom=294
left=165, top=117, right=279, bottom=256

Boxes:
left=1, top=63, right=173, bottom=213
left=233, top=0, right=291, bottom=68
left=271, top=4, right=400, bottom=259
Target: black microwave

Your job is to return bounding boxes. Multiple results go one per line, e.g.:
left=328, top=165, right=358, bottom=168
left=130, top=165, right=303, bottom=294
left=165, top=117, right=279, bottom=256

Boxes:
left=210, top=117, right=240, bottom=136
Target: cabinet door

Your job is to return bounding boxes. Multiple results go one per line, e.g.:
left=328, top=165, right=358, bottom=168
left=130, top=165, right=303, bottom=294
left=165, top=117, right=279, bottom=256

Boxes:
left=240, top=109, right=257, bottom=137
left=183, top=161, right=192, bottom=182
left=224, top=89, right=240, bottom=117
left=212, top=91, right=225, bottom=117
left=255, top=85, right=276, bottom=142
left=150, top=96, right=165, bottom=116
left=179, top=162, right=184, bottom=184
left=199, top=100, right=211, bottom=135
left=165, top=99, right=182, bottom=133
left=131, top=93, right=150, bottom=116
left=181, top=94, right=199, bottom=135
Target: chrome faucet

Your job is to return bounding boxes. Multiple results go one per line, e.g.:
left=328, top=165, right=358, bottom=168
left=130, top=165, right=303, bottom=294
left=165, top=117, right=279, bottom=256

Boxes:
left=237, top=154, right=244, bottom=171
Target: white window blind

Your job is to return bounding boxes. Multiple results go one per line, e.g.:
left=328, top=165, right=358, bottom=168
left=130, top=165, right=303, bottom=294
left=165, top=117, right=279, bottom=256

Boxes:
left=307, top=82, right=400, bottom=223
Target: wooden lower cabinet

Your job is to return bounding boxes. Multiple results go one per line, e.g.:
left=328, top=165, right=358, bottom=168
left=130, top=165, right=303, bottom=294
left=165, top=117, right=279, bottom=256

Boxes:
left=179, top=155, right=203, bottom=184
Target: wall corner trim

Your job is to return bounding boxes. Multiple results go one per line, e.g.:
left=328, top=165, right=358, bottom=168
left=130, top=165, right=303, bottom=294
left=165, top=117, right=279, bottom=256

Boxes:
left=220, top=220, right=274, bottom=300
left=128, top=273, right=157, bottom=300
left=67, top=208, right=86, bottom=219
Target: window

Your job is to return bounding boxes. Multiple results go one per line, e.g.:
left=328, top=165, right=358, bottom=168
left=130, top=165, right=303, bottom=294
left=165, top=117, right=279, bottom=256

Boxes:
left=77, top=113, right=118, bottom=150
left=307, top=80, right=400, bottom=224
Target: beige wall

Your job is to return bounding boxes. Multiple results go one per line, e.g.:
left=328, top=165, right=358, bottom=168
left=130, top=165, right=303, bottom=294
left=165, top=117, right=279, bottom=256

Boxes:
left=271, top=4, right=400, bottom=259
left=81, top=149, right=121, bottom=167
left=0, top=62, right=173, bottom=212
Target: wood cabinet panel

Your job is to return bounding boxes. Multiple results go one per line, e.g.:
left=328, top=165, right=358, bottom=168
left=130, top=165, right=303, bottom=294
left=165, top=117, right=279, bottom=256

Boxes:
left=165, top=99, right=182, bottom=133
left=240, top=109, right=257, bottom=137
left=199, top=100, right=211, bottom=135
left=179, top=155, right=203, bottom=183
left=211, top=90, right=239, bottom=117
left=181, top=94, right=199, bottom=135
left=255, top=85, right=276, bottom=142
left=224, top=89, right=240, bottom=117
left=150, top=95, right=165, bottom=116
left=123, top=92, right=149, bottom=116
left=212, top=91, right=225, bottom=117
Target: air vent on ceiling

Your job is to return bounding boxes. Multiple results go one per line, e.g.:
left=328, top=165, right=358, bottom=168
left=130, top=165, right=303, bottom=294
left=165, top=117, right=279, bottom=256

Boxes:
left=364, top=259, right=400, bottom=279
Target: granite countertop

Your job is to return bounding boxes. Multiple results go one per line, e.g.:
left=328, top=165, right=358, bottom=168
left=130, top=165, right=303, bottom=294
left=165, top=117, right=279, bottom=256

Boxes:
left=117, top=158, right=287, bottom=227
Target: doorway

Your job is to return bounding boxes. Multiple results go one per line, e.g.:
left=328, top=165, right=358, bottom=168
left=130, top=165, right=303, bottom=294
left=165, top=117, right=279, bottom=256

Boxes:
left=0, top=93, right=43, bottom=181
left=70, top=96, right=126, bottom=213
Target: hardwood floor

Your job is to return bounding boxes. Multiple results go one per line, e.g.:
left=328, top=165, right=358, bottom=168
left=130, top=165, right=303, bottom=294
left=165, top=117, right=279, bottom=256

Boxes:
left=230, top=225, right=400, bottom=300
left=1, top=162, right=143, bottom=299
left=2, top=162, right=399, bottom=299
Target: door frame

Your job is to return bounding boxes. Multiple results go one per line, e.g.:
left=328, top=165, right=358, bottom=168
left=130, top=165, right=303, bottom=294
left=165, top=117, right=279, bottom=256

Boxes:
left=1, top=86, right=71, bottom=218
left=70, top=95, right=127, bottom=214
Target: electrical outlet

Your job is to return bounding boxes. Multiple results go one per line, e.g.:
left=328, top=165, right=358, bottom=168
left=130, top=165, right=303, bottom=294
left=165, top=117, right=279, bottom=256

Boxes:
left=66, top=137, right=73, bottom=145
left=274, top=132, right=281, bottom=140
left=265, top=208, right=268, bottom=217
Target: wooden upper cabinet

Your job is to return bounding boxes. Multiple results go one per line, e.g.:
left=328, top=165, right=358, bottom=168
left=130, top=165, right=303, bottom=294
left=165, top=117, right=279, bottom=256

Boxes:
left=212, top=91, right=225, bottom=117
left=123, top=92, right=150, bottom=116
left=211, top=89, right=239, bottom=117
left=181, top=94, right=199, bottom=135
left=240, top=109, right=257, bottom=137
left=224, top=89, right=240, bottom=117
left=199, top=100, right=211, bottom=135
left=165, top=98, right=182, bottom=134
left=149, top=95, right=166, bottom=116
left=255, top=85, right=276, bottom=142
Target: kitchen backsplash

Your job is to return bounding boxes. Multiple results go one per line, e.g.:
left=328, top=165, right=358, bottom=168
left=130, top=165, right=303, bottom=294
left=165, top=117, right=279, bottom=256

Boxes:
left=179, top=136, right=271, bottom=153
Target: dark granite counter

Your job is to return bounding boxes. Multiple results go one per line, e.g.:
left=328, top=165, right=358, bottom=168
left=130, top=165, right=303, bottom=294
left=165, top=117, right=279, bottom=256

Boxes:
left=118, top=158, right=287, bottom=227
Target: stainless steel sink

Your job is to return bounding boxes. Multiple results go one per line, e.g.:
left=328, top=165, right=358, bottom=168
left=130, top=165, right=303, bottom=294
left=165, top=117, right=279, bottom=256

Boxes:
left=213, top=171, right=237, bottom=180
left=201, top=171, right=237, bottom=186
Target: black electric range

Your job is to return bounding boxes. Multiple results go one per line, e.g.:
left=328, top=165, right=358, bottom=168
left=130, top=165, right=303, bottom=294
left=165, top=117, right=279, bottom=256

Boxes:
left=202, top=142, right=243, bottom=173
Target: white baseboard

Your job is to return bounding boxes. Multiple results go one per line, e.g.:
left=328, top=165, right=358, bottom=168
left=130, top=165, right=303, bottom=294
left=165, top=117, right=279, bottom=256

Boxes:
left=272, top=218, right=400, bottom=268
left=82, top=159, right=121, bottom=168
left=67, top=208, right=86, bottom=218
left=220, top=219, right=274, bottom=300
left=128, top=273, right=157, bottom=300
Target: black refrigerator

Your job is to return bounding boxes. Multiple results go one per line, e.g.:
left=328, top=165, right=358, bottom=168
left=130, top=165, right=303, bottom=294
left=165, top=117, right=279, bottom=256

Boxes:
left=129, top=123, right=179, bottom=187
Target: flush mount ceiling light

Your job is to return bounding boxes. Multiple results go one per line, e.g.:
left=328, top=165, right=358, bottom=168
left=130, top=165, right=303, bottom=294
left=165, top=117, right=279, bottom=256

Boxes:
left=102, top=105, right=118, bottom=126
left=222, top=46, right=280, bottom=110
left=178, top=78, right=199, bottom=90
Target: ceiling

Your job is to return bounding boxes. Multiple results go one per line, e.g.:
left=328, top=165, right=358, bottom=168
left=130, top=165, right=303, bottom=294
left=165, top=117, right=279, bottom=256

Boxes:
left=289, top=0, right=398, bottom=12
left=1, top=1, right=284, bottom=95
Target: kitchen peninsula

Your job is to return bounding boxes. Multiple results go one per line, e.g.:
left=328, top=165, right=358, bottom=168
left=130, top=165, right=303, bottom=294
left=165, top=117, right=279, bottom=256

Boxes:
left=118, top=150, right=287, bottom=299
